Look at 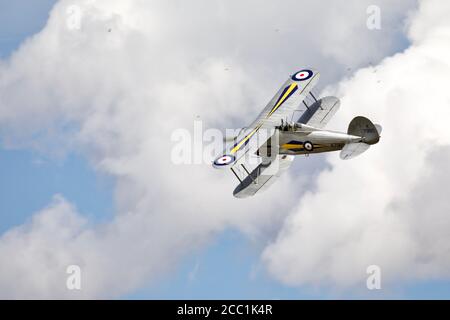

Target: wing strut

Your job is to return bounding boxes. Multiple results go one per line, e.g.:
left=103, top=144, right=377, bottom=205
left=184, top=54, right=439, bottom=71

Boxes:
left=303, top=90, right=323, bottom=114
left=230, top=167, right=242, bottom=183
left=241, top=164, right=257, bottom=184
left=310, top=92, right=323, bottom=110
left=303, top=101, right=311, bottom=110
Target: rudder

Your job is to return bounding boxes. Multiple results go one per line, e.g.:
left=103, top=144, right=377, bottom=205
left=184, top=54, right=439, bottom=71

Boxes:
left=347, top=116, right=380, bottom=145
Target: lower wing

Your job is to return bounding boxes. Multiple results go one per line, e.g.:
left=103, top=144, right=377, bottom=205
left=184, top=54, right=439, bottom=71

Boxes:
left=232, top=154, right=294, bottom=198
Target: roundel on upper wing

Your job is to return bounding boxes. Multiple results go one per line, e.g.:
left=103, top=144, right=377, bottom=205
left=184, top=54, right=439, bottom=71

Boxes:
left=213, top=154, right=235, bottom=166
left=292, top=69, right=313, bottom=81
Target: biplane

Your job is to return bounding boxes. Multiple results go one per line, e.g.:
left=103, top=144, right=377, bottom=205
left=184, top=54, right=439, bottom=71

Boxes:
left=213, top=69, right=381, bottom=198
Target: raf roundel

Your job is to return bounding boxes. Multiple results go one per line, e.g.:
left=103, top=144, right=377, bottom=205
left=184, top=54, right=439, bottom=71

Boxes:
left=303, top=141, right=314, bottom=152
left=292, top=69, right=313, bottom=81
left=214, top=155, right=235, bottom=166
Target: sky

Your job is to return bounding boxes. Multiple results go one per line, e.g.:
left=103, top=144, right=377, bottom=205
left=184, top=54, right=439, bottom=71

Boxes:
left=1, top=0, right=450, bottom=299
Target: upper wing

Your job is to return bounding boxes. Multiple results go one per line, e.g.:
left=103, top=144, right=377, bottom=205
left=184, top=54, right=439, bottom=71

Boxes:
left=298, top=96, right=340, bottom=129
left=250, top=69, right=320, bottom=131
left=213, top=69, right=320, bottom=169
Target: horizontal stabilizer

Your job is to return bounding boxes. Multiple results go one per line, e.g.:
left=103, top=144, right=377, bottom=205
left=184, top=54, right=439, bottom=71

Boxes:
left=340, top=142, right=370, bottom=160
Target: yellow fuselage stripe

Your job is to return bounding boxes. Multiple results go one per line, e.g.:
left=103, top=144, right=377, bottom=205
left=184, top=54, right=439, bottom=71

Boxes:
left=282, top=144, right=304, bottom=149
left=281, top=144, right=323, bottom=149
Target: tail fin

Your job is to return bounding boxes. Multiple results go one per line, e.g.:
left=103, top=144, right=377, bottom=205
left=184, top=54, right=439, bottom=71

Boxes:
left=340, top=116, right=381, bottom=160
left=347, top=116, right=380, bottom=145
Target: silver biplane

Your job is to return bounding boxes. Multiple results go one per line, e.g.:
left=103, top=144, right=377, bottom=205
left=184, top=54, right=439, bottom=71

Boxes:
left=213, top=69, right=381, bottom=198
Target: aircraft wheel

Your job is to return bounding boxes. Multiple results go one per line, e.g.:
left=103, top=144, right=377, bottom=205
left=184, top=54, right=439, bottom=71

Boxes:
left=303, top=141, right=314, bottom=152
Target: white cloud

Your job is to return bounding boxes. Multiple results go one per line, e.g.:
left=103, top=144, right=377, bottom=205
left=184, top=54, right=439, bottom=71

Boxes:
left=0, top=195, right=87, bottom=298
left=0, top=0, right=416, bottom=298
left=262, top=0, right=450, bottom=291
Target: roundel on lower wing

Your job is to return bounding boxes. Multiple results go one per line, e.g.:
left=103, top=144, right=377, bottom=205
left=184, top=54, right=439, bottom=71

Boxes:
left=292, top=69, right=313, bottom=81
left=213, top=154, right=235, bottom=166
